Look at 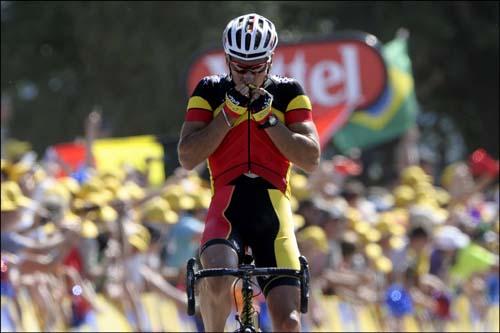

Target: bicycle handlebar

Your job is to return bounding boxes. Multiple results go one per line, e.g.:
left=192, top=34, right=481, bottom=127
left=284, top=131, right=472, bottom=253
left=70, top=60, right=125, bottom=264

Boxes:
left=186, top=256, right=310, bottom=316
left=194, top=266, right=302, bottom=279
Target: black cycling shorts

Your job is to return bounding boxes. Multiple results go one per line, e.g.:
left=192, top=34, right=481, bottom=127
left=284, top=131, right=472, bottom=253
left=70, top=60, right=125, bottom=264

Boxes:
left=200, top=175, right=301, bottom=296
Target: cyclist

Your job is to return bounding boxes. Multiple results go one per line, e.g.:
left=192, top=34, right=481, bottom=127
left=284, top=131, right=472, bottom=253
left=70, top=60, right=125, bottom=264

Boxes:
left=178, top=13, right=320, bottom=332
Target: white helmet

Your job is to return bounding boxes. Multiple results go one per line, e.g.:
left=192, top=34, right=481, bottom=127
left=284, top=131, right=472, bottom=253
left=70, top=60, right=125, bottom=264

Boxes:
left=222, top=13, right=278, bottom=61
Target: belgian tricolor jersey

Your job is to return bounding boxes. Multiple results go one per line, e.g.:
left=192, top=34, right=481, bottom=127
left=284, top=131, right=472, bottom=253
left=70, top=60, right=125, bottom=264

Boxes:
left=185, top=74, right=313, bottom=196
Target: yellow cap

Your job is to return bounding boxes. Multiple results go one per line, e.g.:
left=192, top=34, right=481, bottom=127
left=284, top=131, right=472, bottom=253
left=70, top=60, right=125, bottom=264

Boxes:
left=401, top=166, right=430, bottom=186
left=103, top=177, right=122, bottom=195
left=33, top=168, right=47, bottom=184
left=125, top=222, right=151, bottom=252
left=435, top=187, right=451, bottom=206
left=389, top=236, right=406, bottom=250
left=297, top=226, right=329, bottom=253
left=440, top=162, right=460, bottom=189
left=81, top=219, right=99, bottom=238
left=1, top=159, right=9, bottom=172
left=365, top=243, right=382, bottom=259
left=290, top=173, right=311, bottom=200
left=191, top=188, right=212, bottom=210
left=4, top=139, right=31, bottom=161
left=59, top=177, right=80, bottom=196
left=375, top=256, right=393, bottom=273
left=99, top=206, right=118, bottom=223
left=116, top=181, right=145, bottom=202
left=42, top=222, right=57, bottom=235
left=353, top=221, right=370, bottom=236
left=1, top=181, right=33, bottom=211
left=365, top=229, right=382, bottom=243
left=77, top=178, right=105, bottom=197
left=142, top=197, right=178, bottom=224
left=393, top=185, right=415, bottom=207
left=7, top=162, right=32, bottom=182
left=99, top=168, right=126, bottom=182
left=293, top=214, right=305, bottom=230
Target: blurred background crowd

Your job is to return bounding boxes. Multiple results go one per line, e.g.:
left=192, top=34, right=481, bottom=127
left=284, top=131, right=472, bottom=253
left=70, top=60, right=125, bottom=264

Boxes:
left=1, top=1, right=499, bottom=332
left=1, top=110, right=498, bottom=332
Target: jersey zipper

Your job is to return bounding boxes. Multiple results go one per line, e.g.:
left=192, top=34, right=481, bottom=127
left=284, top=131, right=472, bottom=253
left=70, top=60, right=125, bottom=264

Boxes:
left=247, top=109, right=251, bottom=172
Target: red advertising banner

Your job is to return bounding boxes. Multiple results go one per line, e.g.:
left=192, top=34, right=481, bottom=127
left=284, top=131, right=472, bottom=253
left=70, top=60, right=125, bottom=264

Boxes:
left=186, top=32, right=387, bottom=148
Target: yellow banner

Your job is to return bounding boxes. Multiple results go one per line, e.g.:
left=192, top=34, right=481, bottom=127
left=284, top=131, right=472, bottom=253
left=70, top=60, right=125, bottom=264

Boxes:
left=92, top=135, right=165, bottom=186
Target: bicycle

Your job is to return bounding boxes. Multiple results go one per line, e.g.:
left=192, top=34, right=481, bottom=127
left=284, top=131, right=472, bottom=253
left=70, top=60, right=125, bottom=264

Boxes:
left=186, top=254, right=310, bottom=332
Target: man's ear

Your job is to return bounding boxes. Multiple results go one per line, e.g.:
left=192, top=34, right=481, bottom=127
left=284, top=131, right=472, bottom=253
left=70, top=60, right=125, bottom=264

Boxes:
left=266, top=56, right=273, bottom=76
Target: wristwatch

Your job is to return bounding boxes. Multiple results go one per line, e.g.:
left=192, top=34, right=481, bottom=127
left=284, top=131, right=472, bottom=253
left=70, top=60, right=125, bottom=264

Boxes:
left=258, top=114, right=278, bottom=129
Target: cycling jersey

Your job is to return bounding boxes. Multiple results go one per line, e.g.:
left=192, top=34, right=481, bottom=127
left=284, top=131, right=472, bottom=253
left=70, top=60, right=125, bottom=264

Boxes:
left=185, top=74, right=312, bottom=196
left=185, top=74, right=312, bottom=295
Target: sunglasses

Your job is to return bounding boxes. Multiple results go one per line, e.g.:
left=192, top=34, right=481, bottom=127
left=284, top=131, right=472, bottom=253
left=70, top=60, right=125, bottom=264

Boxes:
left=229, top=59, right=270, bottom=75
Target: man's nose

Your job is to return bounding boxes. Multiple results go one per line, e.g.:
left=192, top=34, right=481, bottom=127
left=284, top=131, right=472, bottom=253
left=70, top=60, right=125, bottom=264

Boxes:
left=242, top=71, right=255, bottom=83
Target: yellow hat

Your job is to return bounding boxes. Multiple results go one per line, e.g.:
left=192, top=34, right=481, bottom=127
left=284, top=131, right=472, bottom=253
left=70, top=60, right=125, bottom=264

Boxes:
left=345, top=207, right=362, bottom=228
left=365, top=243, right=382, bottom=259
left=99, top=168, right=126, bottom=182
left=1, top=159, right=9, bottom=172
left=33, top=167, right=47, bottom=184
left=365, top=228, right=382, bottom=243
left=389, top=236, right=406, bottom=250
left=128, top=234, right=148, bottom=251
left=142, top=197, right=178, bottom=224
left=342, top=230, right=359, bottom=244
left=435, top=187, right=451, bottom=206
left=353, top=221, right=370, bottom=236
left=165, top=193, right=196, bottom=212
left=440, top=162, right=460, bottom=189
left=73, top=190, right=113, bottom=210
left=393, top=185, right=415, bottom=207
left=4, top=139, right=31, bottom=161
left=81, top=219, right=99, bottom=238
left=297, top=226, right=329, bottom=253
left=375, top=256, right=393, bottom=273
left=59, top=177, right=80, bottom=196
left=125, top=222, right=151, bottom=252
left=42, top=222, right=57, bottom=235
left=401, top=166, right=429, bottom=186
left=191, top=188, right=212, bottom=210
left=116, top=181, right=145, bottom=202
left=1, top=181, right=33, bottom=211
left=290, top=173, right=311, bottom=200
left=77, top=178, right=105, bottom=198
left=103, top=177, right=122, bottom=196
left=7, top=161, right=32, bottom=182
left=415, top=182, right=436, bottom=198
left=293, top=214, right=305, bottom=230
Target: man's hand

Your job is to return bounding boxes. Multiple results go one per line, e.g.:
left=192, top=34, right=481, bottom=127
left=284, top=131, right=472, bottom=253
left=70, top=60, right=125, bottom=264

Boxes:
left=224, top=86, right=250, bottom=119
left=249, top=87, right=273, bottom=125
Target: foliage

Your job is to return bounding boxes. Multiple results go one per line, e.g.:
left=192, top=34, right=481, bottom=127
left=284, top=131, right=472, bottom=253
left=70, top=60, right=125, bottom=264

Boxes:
left=1, top=1, right=498, bottom=156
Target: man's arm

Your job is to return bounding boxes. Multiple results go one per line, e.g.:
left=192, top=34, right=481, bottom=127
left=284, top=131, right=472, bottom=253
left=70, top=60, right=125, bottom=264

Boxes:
left=177, top=115, right=232, bottom=170
left=263, top=120, right=320, bottom=173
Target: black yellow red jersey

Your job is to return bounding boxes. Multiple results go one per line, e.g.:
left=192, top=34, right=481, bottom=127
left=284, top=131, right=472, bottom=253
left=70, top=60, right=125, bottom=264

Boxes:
left=185, top=74, right=312, bottom=196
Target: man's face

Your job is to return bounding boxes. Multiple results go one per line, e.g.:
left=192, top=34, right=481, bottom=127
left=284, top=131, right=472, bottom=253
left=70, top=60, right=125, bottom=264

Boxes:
left=226, top=55, right=271, bottom=88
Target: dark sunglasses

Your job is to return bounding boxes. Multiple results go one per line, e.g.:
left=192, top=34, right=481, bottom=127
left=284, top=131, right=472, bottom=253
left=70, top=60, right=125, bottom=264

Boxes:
left=229, top=59, right=270, bottom=75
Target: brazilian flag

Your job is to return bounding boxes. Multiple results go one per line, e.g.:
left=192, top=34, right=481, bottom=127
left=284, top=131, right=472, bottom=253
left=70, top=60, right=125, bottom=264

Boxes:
left=333, top=36, right=419, bottom=152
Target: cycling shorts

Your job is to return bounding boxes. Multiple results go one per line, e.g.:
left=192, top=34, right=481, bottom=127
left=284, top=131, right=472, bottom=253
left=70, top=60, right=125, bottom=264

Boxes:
left=200, top=175, right=301, bottom=296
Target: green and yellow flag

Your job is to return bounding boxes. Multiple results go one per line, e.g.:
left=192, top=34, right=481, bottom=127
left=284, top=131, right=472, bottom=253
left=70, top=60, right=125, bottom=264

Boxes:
left=333, top=36, right=419, bottom=152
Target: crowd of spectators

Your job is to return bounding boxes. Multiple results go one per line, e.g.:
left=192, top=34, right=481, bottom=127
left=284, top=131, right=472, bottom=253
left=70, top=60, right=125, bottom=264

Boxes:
left=1, top=114, right=499, bottom=332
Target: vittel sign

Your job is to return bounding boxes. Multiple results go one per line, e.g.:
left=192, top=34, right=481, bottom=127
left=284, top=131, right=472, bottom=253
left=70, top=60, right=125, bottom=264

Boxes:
left=187, top=32, right=387, bottom=113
